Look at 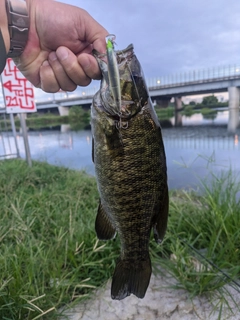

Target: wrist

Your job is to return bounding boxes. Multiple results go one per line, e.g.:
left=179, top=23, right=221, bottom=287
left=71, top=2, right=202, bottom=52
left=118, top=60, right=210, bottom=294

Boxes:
left=6, top=0, right=30, bottom=57
left=0, top=0, right=10, bottom=53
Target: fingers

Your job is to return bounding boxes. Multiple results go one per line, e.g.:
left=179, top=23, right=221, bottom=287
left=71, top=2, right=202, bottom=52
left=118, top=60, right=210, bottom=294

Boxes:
left=40, top=46, right=102, bottom=93
left=40, top=60, right=60, bottom=93
left=77, top=53, right=102, bottom=80
left=55, top=47, right=92, bottom=86
left=48, top=51, right=77, bottom=91
left=40, top=56, right=77, bottom=93
left=52, top=46, right=102, bottom=85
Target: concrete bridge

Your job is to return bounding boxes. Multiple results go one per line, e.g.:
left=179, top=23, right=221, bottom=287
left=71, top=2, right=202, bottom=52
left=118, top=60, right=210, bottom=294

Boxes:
left=34, top=64, right=240, bottom=133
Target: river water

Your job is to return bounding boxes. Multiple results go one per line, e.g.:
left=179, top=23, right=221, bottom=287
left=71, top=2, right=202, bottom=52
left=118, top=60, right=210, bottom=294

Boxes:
left=1, top=110, right=240, bottom=191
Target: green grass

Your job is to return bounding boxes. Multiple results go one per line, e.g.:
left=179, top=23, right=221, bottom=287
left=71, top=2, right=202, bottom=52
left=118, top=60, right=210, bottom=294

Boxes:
left=200, top=108, right=218, bottom=120
left=0, top=159, right=119, bottom=319
left=68, top=106, right=90, bottom=131
left=151, top=170, right=240, bottom=315
left=154, top=106, right=175, bottom=120
left=0, top=114, right=69, bottom=131
left=0, top=159, right=239, bottom=318
left=181, top=105, right=194, bottom=117
left=0, top=107, right=91, bottom=131
left=26, top=114, right=69, bottom=128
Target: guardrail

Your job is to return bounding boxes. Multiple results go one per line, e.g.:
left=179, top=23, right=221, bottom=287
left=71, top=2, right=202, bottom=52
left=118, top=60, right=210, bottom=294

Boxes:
left=1, top=63, right=240, bottom=106
left=146, top=64, right=240, bottom=88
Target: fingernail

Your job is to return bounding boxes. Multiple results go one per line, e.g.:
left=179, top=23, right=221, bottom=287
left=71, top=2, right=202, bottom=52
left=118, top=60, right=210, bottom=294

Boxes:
left=56, top=47, right=69, bottom=61
left=42, top=60, right=49, bottom=67
left=79, top=54, right=91, bottom=70
left=49, top=52, right=57, bottom=62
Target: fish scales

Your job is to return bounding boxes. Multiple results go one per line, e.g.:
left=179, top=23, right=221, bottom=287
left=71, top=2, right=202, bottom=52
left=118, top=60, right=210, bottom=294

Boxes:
left=91, top=44, right=168, bottom=300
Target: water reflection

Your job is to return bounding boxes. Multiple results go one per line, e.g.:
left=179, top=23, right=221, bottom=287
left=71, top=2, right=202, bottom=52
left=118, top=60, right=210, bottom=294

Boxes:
left=235, top=134, right=239, bottom=146
left=0, top=131, right=18, bottom=159
left=8, top=124, right=238, bottom=191
left=162, top=127, right=240, bottom=189
left=16, top=130, right=94, bottom=173
left=171, top=109, right=230, bottom=127
left=1, top=108, right=239, bottom=190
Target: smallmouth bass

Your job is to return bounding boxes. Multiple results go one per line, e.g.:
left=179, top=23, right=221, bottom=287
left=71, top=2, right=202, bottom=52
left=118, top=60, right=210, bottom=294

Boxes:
left=91, top=43, right=168, bottom=300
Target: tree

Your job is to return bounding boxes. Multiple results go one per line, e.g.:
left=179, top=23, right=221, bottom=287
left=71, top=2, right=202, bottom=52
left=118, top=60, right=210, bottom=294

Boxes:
left=202, top=95, right=218, bottom=106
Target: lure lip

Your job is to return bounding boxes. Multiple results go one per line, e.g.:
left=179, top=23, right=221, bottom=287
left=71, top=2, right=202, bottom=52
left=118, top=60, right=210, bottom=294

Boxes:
left=106, top=34, right=116, bottom=46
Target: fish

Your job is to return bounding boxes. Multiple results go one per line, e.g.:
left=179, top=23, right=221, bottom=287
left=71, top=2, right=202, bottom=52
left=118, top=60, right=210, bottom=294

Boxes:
left=91, top=40, right=169, bottom=300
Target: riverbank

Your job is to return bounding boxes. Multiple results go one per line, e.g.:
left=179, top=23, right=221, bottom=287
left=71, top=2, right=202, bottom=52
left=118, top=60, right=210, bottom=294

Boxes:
left=0, top=159, right=239, bottom=319
left=0, top=106, right=91, bottom=131
left=0, top=102, right=230, bottom=131
left=60, top=270, right=240, bottom=320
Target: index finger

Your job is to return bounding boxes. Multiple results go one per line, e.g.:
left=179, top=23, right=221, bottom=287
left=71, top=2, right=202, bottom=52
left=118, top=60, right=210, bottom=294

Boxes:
left=56, top=47, right=92, bottom=86
left=78, top=52, right=102, bottom=80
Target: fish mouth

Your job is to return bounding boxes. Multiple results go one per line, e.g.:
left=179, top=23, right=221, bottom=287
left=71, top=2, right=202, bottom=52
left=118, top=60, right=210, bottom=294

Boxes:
left=100, top=91, right=142, bottom=121
left=93, top=43, right=149, bottom=120
left=92, top=43, right=134, bottom=60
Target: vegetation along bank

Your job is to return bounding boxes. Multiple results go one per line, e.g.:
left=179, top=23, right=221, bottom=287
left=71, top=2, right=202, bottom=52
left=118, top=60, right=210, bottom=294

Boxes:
left=0, top=159, right=239, bottom=319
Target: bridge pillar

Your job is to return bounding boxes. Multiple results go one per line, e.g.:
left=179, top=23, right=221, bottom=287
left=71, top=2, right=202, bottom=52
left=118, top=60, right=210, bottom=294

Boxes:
left=155, top=97, right=171, bottom=108
left=58, top=106, right=69, bottom=116
left=228, top=87, right=240, bottom=133
left=174, top=96, right=182, bottom=127
left=61, top=124, right=71, bottom=133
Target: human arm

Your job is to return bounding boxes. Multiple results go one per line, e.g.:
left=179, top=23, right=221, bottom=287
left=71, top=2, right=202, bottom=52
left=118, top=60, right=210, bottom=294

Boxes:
left=1, top=0, right=108, bottom=92
left=0, top=0, right=10, bottom=61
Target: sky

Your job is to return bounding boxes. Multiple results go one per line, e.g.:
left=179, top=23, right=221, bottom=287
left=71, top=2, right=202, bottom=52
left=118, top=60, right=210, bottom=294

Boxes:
left=59, top=0, right=240, bottom=79
left=1, top=0, right=240, bottom=105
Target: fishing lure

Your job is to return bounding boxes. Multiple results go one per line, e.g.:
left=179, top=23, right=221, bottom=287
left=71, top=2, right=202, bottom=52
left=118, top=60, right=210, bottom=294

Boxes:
left=106, top=35, right=121, bottom=115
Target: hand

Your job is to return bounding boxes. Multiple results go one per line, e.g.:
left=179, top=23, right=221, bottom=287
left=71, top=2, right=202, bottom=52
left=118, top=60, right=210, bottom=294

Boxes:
left=14, top=0, right=108, bottom=92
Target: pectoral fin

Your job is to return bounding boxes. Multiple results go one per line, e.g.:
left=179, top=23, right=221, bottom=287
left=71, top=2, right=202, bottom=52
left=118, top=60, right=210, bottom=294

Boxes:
left=95, top=200, right=116, bottom=240
left=152, top=187, right=169, bottom=243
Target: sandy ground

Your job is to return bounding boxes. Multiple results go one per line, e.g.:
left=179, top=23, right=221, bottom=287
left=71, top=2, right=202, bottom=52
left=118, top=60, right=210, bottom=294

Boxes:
left=59, top=268, right=240, bottom=320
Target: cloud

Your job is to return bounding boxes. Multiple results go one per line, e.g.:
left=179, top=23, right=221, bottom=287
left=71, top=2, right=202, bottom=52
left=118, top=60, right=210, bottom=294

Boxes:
left=38, top=0, right=240, bottom=78
left=32, top=0, right=240, bottom=101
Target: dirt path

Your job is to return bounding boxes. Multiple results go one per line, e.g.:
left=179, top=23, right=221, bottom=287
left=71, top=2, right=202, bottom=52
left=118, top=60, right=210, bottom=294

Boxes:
left=60, top=269, right=240, bottom=320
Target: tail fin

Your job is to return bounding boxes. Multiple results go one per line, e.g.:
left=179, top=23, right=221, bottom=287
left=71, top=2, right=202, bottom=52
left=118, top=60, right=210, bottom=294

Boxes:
left=111, top=255, right=152, bottom=300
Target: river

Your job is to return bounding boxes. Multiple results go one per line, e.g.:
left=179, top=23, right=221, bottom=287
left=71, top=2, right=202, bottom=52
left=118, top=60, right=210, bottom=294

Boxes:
left=1, top=110, right=240, bottom=191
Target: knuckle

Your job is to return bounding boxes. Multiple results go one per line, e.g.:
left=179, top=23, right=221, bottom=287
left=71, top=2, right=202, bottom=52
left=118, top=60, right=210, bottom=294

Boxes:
left=62, top=83, right=77, bottom=92
left=79, top=78, right=91, bottom=87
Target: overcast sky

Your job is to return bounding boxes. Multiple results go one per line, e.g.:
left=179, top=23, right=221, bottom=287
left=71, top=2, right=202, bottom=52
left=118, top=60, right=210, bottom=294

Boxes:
left=59, top=0, right=240, bottom=79
left=1, top=0, right=239, bottom=104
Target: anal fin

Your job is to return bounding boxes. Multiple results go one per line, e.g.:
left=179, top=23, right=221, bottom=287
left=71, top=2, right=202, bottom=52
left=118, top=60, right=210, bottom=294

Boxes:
left=92, top=137, right=94, bottom=163
left=153, top=187, right=169, bottom=243
left=95, top=200, right=116, bottom=240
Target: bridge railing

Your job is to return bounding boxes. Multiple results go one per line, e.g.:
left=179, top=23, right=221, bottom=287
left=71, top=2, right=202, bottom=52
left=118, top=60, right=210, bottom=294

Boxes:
left=34, top=86, right=99, bottom=103
left=1, top=63, right=240, bottom=106
left=146, top=64, right=240, bottom=88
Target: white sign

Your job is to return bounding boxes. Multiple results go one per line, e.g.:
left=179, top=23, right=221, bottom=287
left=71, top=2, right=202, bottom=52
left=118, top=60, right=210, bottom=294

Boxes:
left=1, top=58, right=36, bottom=113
